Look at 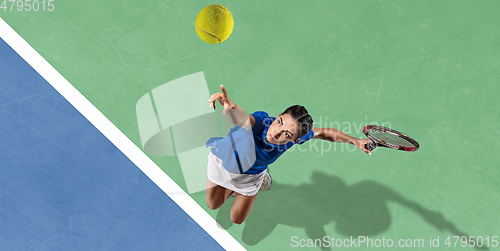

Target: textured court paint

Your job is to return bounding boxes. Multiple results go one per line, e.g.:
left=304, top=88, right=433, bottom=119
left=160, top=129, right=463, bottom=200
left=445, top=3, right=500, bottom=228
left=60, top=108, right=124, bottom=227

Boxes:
left=2, top=0, right=500, bottom=250
left=0, top=38, right=224, bottom=250
left=0, top=19, right=245, bottom=251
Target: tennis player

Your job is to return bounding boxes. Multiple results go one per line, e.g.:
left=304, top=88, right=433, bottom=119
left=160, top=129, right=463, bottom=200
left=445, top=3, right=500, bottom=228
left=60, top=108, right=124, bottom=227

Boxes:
left=206, top=84, right=372, bottom=224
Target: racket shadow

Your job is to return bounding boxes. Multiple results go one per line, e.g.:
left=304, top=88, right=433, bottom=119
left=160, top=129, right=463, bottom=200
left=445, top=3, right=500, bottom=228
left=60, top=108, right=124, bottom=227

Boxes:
left=215, top=171, right=487, bottom=251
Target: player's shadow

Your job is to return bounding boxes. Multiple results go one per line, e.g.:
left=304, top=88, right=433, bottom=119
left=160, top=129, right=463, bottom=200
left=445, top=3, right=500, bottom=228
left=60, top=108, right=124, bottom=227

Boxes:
left=216, top=171, right=487, bottom=251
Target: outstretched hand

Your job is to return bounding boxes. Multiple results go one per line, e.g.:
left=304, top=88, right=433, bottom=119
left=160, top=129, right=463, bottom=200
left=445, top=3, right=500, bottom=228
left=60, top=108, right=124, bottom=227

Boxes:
left=208, top=84, right=235, bottom=115
left=353, top=138, right=373, bottom=155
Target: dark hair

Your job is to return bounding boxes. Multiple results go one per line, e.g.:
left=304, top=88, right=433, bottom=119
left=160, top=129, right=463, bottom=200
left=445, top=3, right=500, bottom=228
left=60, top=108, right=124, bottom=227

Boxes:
left=281, top=105, right=313, bottom=140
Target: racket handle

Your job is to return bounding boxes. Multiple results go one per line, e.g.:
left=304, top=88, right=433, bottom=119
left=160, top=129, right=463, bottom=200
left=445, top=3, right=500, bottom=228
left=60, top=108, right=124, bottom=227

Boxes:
left=365, top=141, right=376, bottom=151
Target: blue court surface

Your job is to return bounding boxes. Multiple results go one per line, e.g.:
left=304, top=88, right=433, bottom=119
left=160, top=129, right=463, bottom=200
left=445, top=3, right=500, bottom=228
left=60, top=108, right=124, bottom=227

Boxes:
left=0, top=38, right=224, bottom=250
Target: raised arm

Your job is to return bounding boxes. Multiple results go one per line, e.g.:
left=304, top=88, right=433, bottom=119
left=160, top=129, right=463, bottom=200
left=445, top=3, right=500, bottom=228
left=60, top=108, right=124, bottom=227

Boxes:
left=208, top=84, right=251, bottom=129
left=312, top=127, right=372, bottom=155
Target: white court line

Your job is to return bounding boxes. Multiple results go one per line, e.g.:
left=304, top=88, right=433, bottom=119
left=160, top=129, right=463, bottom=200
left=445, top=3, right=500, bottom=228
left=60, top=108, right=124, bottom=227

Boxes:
left=0, top=18, right=245, bottom=251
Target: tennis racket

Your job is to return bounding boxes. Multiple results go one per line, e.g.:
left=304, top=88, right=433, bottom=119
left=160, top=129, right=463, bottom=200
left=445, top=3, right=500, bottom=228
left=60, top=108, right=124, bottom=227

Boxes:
left=363, top=125, right=419, bottom=152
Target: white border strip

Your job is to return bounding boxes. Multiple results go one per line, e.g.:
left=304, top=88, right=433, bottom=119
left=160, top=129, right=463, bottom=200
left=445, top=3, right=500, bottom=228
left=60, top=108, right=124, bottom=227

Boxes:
left=0, top=18, right=245, bottom=251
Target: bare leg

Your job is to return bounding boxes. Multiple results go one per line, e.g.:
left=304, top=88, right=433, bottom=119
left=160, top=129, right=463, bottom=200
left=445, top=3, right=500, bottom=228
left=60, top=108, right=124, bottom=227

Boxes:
left=205, top=178, right=234, bottom=210
left=230, top=192, right=258, bottom=224
left=206, top=178, right=258, bottom=224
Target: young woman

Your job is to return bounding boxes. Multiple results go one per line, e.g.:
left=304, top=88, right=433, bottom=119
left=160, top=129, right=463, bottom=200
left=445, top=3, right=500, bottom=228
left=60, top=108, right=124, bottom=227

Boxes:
left=206, top=84, right=372, bottom=224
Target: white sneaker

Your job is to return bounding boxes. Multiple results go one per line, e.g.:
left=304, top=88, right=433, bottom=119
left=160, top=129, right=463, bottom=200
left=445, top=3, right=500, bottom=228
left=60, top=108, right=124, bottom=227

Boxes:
left=260, top=171, right=272, bottom=191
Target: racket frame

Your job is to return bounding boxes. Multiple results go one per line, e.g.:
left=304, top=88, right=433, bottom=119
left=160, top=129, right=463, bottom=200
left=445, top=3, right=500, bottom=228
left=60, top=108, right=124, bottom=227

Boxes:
left=363, top=125, right=419, bottom=152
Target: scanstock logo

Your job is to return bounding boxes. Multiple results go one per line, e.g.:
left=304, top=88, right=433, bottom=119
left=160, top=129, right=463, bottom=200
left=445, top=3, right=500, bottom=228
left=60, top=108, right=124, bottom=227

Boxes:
left=136, top=72, right=254, bottom=194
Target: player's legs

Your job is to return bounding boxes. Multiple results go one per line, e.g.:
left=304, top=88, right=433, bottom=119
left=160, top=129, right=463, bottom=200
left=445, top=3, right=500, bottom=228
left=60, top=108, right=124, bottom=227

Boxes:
left=205, top=178, right=234, bottom=210
left=230, top=192, right=258, bottom=224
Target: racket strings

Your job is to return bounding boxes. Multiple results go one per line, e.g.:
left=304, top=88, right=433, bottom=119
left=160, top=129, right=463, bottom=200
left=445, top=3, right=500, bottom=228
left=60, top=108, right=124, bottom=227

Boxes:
left=368, top=130, right=416, bottom=147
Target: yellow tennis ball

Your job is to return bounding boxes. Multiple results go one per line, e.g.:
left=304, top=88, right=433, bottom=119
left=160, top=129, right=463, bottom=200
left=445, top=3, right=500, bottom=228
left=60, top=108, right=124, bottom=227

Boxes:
left=195, top=4, right=234, bottom=44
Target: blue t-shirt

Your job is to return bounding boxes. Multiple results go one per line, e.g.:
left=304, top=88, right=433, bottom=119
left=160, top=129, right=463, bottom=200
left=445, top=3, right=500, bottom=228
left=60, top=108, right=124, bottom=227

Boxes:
left=205, top=111, right=314, bottom=174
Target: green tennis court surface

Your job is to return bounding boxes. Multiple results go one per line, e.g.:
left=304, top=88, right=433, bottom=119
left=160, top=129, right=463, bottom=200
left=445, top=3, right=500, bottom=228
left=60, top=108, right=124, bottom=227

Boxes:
left=3, top=0, right=499, bottom=250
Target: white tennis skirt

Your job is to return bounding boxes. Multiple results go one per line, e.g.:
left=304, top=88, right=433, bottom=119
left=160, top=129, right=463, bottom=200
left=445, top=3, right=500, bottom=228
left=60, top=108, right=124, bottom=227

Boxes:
left=207, top=151, right=265, bottom=197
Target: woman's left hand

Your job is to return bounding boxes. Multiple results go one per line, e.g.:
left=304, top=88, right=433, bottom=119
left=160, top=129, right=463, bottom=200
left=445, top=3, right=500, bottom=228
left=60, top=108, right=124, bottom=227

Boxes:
left=209, top=84, right=237, bottom=115
left=352, top=138, right=373, bottom=155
